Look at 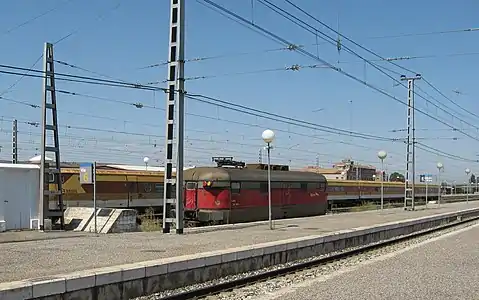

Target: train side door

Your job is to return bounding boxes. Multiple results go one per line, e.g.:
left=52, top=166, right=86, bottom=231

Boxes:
left=185, top=182, right=198, bottom=210
left=281, top=183, right=292, bottom=206
left=281, top=183, right=292, bottom=218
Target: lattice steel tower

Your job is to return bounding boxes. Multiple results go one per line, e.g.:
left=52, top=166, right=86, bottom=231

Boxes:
left=12, top=119, right=18, bottom=163
left=39, top=42, right=65, bottom=230
left=401, top=74, right=421, bottom=211
left=162, top=0, right=185, bottom=234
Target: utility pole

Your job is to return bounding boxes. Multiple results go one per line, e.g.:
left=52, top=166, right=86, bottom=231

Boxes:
left=12, top=119, right=18, bottom=163
left=40, top=42, right=64, bottom=230
left=401, top=74, right=421, bottom=211
left=162, top=0, right=185, bottom=234
left=259, top=148, right=263, bottom=163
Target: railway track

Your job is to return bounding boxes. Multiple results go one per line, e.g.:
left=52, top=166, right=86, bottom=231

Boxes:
left=148, top=212, right=479, bottom=300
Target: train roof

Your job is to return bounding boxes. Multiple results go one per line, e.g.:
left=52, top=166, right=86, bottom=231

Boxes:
left=183, top=167, right=327, bottom=182
left=0, top=163, right=40, bottom=170
left=327, top=179, right=437, bottom=186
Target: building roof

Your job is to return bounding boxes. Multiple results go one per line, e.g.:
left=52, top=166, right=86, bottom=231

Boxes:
left=0, top=163, right=40, bottom=170
left=29, top=155, right=53, bottom=162
left=301, top=166, right=344, bottom=175
left=104, top=164, right=196, bottom=172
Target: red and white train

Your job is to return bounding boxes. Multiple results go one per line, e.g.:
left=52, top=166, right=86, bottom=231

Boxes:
left=183, top=162, right=328, bottom=225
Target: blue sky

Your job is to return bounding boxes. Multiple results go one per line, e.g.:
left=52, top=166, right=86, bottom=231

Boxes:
left=0, top=0, right=479, bottom=183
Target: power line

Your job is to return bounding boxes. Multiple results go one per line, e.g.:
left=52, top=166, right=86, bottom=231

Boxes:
left=368, top=27, right=479, bottom=40
left=0, top=1, right=123, bottom=96
left=57, top=50, right=478, bottom=137
left=0, top=122, right=465, bottom=168
left=1, top=0, right=74, bottom=36
left=2, top=58, right=478, bottom=145
left=39, top=86, right=398, bottom=141
left=0, top=91, right=398, bottom=153
left=1, top=123, right=471, bottom=168
left=422, top=78, right=479, bottom=121
left=391, top=128, right=479, bottom=133
left=417, top=142, right=479, bottom=163
left=198, top=0, right=479, bottom=143
left=0, top=56, right=43, bottom=97
left=412, top=85, right=479, bottom=125
left=262, top=0, right=478, bottom=129
left=253, top=0, right=479, bottom=135
left=2, top=60, right=474, bottom=146
left=186, top=94, right=395, bottom=141
left=0, top=121, right=369, bottom=164
left=339, top=51, right=479, bottom=65
left=0, top=65, right=163, bottom=91
left=139, top=30, right=479, bottom=69
left=54, top=59, right=133, bottom=84
left=9, top=12, right=473, bottom=140
left=143, top=63, right=332, bottom=85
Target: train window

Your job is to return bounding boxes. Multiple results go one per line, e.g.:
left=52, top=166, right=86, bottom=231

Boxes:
left=242, top=182, right=260, bottom=189
left=306, top=183, right=317, bottom=191
left=288, top=182, right=301, bottom=189
left=185, top=182, right=197, bottom=190
left=319, top=183, right=326, bottom=192
left=300, top=183, right=308, bottom=191
left=231, top=182, right=241, bottom=194
left=260, top=182, right=268, bottom=193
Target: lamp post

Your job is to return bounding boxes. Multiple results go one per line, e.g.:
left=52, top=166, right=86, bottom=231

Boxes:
left=437, top=162, right=443, bottom=206
left=377, top=150, right=387, bottom=210
left=465, top=168, right=470, bottom=203
left=143, top=156, right=150, bottom=171
left=476, top=176, right=478, bottom=194
left=262, top=129, right=275, bottom=230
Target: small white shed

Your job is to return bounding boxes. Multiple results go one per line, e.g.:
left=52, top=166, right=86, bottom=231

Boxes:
left=0, top=163, right=40, bottom=231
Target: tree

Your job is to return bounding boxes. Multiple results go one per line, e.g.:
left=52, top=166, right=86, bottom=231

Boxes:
left=470, top=174, right=476, bottom=184
left=389, top=172, right=405, bottom=182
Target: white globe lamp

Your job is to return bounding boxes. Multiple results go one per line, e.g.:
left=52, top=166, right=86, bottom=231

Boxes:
left=377, top=150, right=387, bottom=160
left=377, top=150, right=387, bottom=210
left=465, top=168, right=471, bottom=201
left=143, top=156, right=150, bottom=170
left=262, top=129, right=275, bottom=144
left=436, top=162, right=443, bottom=206
left=261, top=129, right=275, bottom=230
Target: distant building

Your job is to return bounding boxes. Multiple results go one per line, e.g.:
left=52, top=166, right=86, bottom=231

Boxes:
left=302, top=158, right=380, bottom=181
left=301, top=166, right=347, bottom=180
left=332, top=159, right=377, bottom=181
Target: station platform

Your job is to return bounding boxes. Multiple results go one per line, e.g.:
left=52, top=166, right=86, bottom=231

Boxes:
left=0, top=201, right=477, bottom=283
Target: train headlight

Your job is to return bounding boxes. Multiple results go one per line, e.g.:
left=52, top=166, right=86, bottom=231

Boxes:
left=203, top=181, right=212, bottom=188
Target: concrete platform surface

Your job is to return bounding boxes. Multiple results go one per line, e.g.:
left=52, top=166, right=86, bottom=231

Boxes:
left=0, top=201, right=477, bottom=283
left=262, top=220, right=479, bottom=300
left=0, top=231, right=92, bottom=244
